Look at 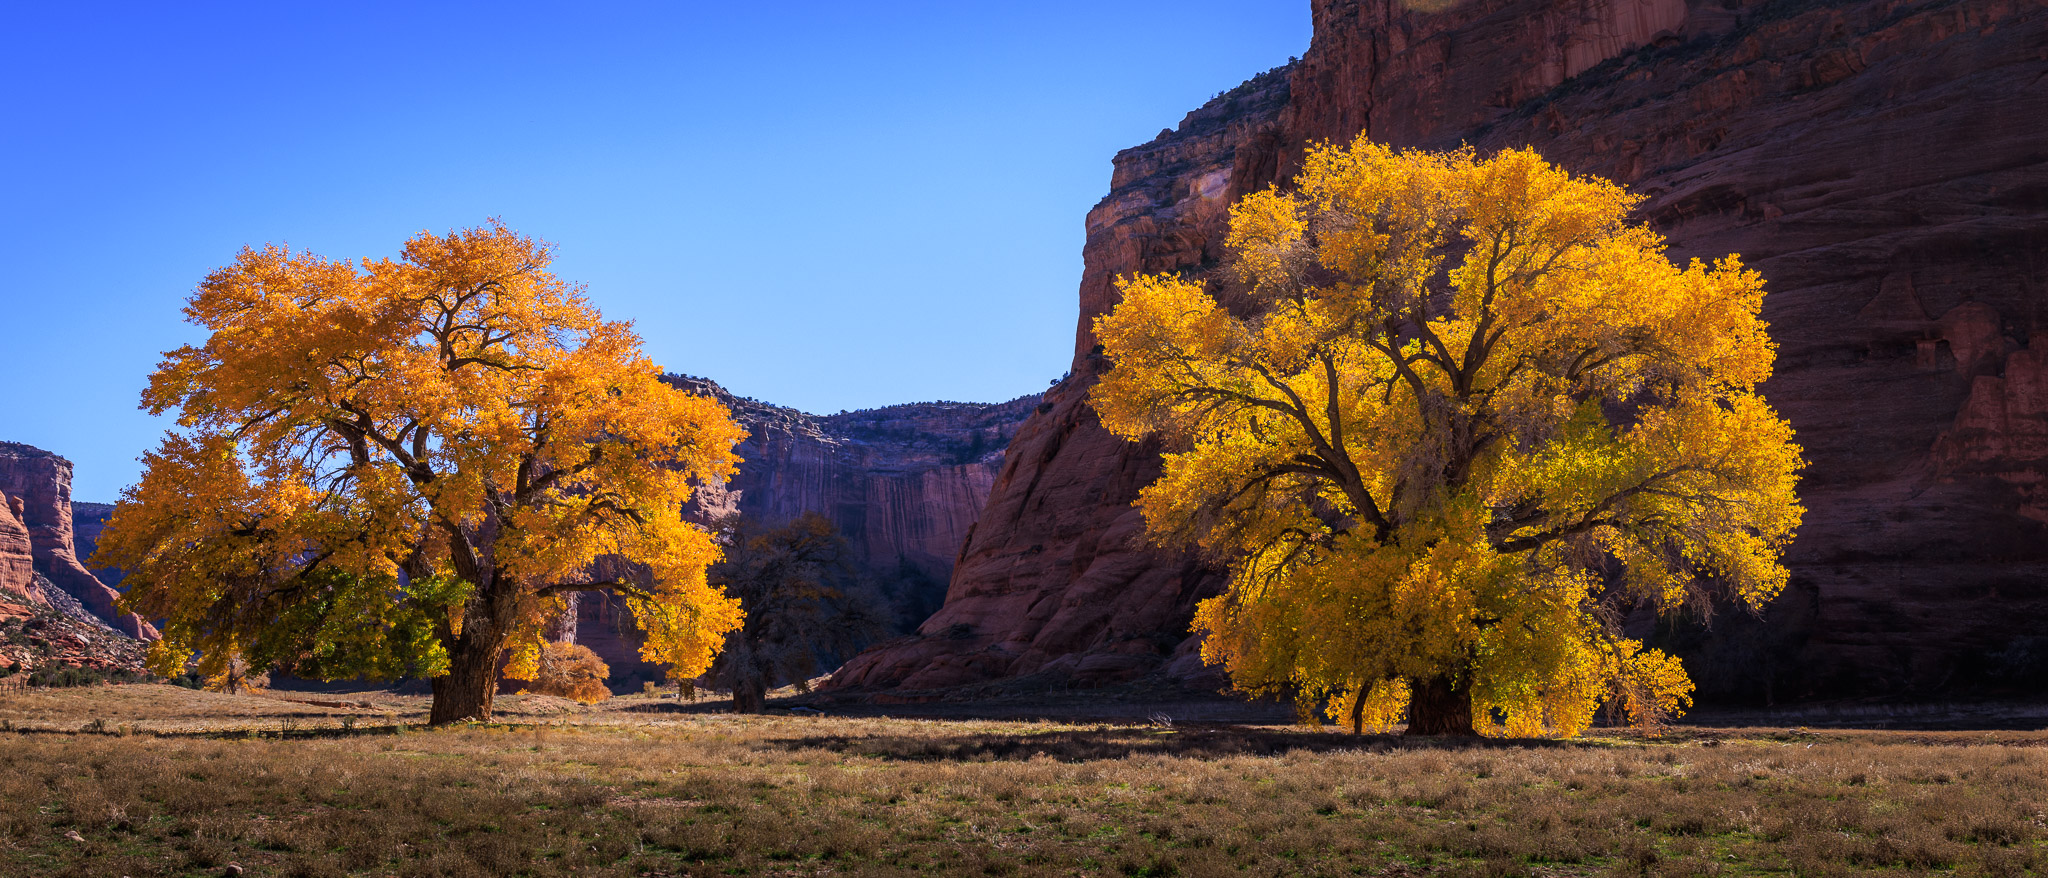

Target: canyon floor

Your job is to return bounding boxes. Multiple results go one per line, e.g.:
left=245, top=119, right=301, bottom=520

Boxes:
left=4, top=686, right=2048, bottom=876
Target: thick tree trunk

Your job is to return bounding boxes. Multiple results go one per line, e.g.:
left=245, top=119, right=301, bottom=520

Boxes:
left=731, top=675, right=767, bottom=714
left=1350, top=684, right=1368, bottom=735
left=430, top=635, right=502, bottom=725
left=1405, top=675, right=1478, bottom=737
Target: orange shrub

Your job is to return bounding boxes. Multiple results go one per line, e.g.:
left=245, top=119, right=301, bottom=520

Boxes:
left=529, top=642, right=611, bottom=704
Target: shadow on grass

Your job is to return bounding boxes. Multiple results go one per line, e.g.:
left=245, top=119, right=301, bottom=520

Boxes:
left=612, top=700, right=729, bottom=715
left=0, top=722, right=411, bottom=741
left=768, top=724, right=1588, bottom=762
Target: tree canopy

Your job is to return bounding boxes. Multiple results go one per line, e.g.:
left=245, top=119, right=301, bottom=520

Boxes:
left=1090, top=140, right=1804, bottom=736
left=98, top=221, right=747, bottom=723
left=704, top=513, right=889, bottom=713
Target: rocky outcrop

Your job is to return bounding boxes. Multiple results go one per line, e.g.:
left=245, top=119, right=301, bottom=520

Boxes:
left=0, top=492, right=41, bottom=621
left=570, top=378, right=1041, bottom=689
left=0, top=575, right=150, bottom=676
left=0, top=443, right=153, bottom=639
left=837, top=0, right=2048, bottom=700
left=1934, top=337, right=2048, bottom=522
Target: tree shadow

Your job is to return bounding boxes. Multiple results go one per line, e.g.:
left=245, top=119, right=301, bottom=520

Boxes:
left=766, top=724, right=1587, bottom=763
left=612, top=700, right=711, bottom=714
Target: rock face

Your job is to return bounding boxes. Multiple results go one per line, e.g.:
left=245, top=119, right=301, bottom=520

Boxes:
left=0, top=575, right=150, bottom=675
left=573, top=377, right=1041, bottom=688
left=836, top=0, right=2048, bottom=701
left=0, top=492, right=42, bottom=621
left=664, top=376, right=1042, bottom=601
left=69, top=502, right=120, bottom=590
left=0, top=443, right=153, bottom=639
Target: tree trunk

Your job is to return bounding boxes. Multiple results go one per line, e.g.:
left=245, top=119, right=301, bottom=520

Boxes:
left=1405, top=674, right=1478, bottom=737
left=430, top=635, right=501, bottom=725
left=731, top=675, right=767, bottom=714
left=1350, top=684, right=1368, bottom=735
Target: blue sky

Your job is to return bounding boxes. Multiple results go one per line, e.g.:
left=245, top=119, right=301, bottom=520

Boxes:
left=0, top=2, right=1308, bottom=502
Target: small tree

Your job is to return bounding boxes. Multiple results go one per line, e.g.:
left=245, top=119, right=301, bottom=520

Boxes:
left=1091, top=139, right=1804, bottom=737
left=705, top=514, right=889, bottom=713
left=530, top=642, right=613, bottom=704
left=100, top=221, right=748, bottom=724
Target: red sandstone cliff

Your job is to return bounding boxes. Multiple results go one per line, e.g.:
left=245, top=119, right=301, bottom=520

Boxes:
left=0, top=492, right=41, bottom=621
left=835, top=0, right=2048, bottom=700
left=0, top=443, right=153, bottom=639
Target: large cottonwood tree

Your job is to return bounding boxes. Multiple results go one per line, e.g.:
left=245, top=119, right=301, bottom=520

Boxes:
left=1091, top=140, right=1803, bottom=737
left=99, top=222, right=747, bottom=724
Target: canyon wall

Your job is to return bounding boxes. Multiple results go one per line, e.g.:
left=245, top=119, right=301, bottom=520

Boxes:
left=70, top=501, right=119, bottom=590
left=835, top=0, right=2048, bottom=701
left=0, top=443, right=151, bottom=638
left=663, top=376, right=1041, bottom=601
left=576, top=377, right=1041, bottom=688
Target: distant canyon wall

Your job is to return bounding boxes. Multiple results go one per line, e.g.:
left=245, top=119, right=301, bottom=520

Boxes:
left=667, top=376, right=1043, bottom=596
left=576, top=378, right=1041, bottom=687
left=835, top=0, right=2048, bottom=700
left=0, top=443, right=152, bottom=638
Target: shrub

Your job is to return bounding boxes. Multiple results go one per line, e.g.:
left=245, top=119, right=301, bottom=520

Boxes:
left=27, top=664, right=146, bottom=688
left=529, top=642, right=612, bottom=704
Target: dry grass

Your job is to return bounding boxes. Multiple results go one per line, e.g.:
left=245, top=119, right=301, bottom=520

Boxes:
left=3, top=686, right=2047, bottom=876
left=0, top=683, right=600, bottom=736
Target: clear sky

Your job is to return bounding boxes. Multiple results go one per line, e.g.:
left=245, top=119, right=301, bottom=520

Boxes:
left=0, top=2, right=1308, bottom=503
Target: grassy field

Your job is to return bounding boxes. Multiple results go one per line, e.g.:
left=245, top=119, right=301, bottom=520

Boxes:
left=2, top=686, right=2046, bottom=876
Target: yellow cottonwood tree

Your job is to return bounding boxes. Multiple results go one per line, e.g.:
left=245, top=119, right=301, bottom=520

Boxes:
left=97, top=221, right=747, bottom=724
left=1091, top=140, right=1803, bottom=737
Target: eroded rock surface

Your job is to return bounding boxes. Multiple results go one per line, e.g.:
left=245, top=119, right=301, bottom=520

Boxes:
left=572, top=378, right=1041, bottom=688
left=0, top=443, right=151, bottom=639
left=0, top=575, right=149, bottom=676
left=836, top=0, right=2048, bottom=700
left=664, top=376, right=1041, bottom=602
left=0, top=492, right=41, bottom=621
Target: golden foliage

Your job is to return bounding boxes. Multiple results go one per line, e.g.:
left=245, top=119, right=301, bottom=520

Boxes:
left=98, top=221, right=745, bottom=721
left=1091, top=140, right=1803, bottom=736
left=529, top=642, right=614, bottom=705
left=1325, top=677, right=1410, bottom=734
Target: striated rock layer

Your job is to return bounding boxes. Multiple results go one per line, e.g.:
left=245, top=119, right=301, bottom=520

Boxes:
left=835, top=0, right=2048, bottom=701
left=0, top=443, right=152, bottom=639
left=0, top=491, right=41, bottom=621
left=663, top=376, right=1042, bottom=600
